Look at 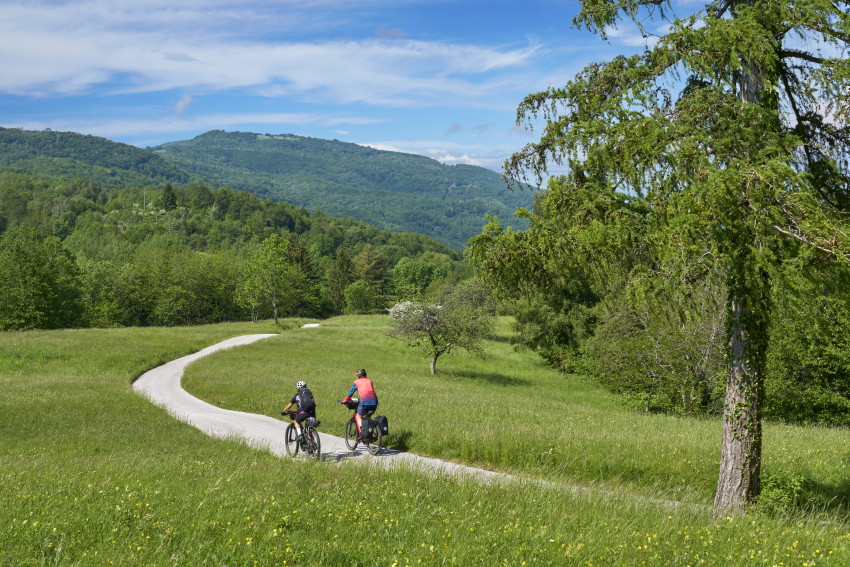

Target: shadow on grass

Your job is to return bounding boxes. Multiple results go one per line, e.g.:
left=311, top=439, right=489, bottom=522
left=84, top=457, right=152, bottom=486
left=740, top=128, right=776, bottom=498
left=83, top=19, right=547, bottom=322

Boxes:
left=387, top=429, right=414, bottom=452
left=799, top=479, right=850, bottom=518
left=754, top=469, right=850, bottom=520
left=447, top=370, right=531, bottom=387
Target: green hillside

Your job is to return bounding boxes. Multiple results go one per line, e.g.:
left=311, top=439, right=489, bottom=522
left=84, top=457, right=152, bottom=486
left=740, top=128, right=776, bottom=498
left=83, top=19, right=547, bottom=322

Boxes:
left=152, top=130, right=533, bottom=249
left=0, top=128, right=532, bottom=250
left=0, top=127, right=199, bottom=189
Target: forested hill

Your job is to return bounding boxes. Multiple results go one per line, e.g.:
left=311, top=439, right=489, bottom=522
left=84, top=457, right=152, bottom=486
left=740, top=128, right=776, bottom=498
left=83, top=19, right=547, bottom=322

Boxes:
left=0, top=127, right=200, bottom=189
left=0, top=172, right=466, bottom=329
left=0, top=127, right=533, bottom=250
left=152, top=130, right=532, bottom=250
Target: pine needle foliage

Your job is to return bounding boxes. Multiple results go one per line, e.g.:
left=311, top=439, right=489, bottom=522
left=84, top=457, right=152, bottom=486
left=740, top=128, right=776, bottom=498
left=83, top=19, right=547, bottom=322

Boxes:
left=475, top=0, right=850, bottom=512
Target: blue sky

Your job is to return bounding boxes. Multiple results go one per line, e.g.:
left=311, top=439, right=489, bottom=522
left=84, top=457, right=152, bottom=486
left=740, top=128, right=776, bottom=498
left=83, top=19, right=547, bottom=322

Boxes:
left=0, top=0, right=680, bottom=172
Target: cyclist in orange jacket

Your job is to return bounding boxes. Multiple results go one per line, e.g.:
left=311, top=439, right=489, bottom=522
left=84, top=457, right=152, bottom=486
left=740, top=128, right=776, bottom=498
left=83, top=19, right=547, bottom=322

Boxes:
left=341, top=369, right=378, bottom=438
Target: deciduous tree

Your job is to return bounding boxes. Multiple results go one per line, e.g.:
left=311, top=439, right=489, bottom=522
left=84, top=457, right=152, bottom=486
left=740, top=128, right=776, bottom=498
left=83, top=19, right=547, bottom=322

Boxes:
left=388, top=279, right=495, bottom=374
left=239, top=234, right=306, bottom=324
left=0, top=227, right=84, bottom=330
left=344, top=280, right=374, bottom=315
left=393, top=257, right=447, bottom=300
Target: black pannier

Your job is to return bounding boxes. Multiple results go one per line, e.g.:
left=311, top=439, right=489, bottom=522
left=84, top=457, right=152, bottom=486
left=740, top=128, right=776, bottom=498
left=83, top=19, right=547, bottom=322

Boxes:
left=374, top=415, right=389, bottom=436
left=360, top=417, right=376, bottom=439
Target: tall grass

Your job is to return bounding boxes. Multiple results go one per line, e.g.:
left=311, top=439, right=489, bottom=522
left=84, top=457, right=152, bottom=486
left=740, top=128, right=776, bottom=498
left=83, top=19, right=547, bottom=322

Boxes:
left=2, top=319, right=850, bottom=566
left=185, top=316, right=850, bottom=514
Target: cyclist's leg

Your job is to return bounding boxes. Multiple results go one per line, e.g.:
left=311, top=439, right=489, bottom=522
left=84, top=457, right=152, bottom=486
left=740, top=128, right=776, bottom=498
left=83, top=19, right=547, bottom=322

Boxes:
left=357, top=404, right=378, bottom=437
left=364, top=403, right=377, bottom=418
left=294, top=412, right=308, bottom=436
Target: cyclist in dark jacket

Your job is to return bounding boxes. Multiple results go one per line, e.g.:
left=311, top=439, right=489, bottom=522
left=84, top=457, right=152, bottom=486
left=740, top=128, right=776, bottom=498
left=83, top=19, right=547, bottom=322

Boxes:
left=281, top=380, right=316, bottom=439
left=341, top=369, right=378, bottom=438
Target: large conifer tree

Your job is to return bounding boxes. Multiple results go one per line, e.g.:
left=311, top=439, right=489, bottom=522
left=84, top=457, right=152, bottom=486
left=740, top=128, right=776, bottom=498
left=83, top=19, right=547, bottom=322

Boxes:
left=482, top=0, right=850, bottom=511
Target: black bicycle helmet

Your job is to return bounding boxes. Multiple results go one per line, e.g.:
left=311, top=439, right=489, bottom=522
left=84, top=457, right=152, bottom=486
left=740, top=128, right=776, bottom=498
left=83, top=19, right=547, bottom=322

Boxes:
left=355, top=369, right=367, bottom=378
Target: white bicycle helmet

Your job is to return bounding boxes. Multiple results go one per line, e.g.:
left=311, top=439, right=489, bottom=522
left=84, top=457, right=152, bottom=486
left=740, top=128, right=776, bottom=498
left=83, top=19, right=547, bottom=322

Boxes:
left=296, top=380, right=306, bottom=389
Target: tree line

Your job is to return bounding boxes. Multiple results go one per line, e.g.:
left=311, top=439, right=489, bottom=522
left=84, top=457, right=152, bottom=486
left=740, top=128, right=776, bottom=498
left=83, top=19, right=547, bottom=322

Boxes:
left=0, top=173, right=467, bottom=330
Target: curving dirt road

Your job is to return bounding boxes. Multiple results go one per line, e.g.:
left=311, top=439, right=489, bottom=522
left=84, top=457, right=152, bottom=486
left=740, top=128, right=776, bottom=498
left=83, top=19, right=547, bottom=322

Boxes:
left=132, top=333, right=531, bottom=484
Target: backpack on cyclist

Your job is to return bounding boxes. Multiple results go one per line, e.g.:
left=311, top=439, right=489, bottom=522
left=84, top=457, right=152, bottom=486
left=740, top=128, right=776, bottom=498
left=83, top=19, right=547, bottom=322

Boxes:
left=297, top=388, right=316, bottom=412
left=360, top=417, right=376, bottom=439
left=374, top=415, right=389, bottom=436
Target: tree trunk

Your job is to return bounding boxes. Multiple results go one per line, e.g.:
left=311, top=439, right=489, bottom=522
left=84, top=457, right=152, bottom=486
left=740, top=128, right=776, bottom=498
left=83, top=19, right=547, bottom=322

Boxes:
left=714, top=295, right=762, bottom=513
left=430, top=356, right=437, bottom=375
left=714, top=4, right=771, bottom=513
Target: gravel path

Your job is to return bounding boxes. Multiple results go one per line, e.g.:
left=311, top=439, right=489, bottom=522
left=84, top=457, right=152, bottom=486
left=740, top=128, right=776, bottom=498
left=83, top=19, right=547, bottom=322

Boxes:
left=132, top=333, right=531, bottom=485
left=131, top=333, right=702, bottom=511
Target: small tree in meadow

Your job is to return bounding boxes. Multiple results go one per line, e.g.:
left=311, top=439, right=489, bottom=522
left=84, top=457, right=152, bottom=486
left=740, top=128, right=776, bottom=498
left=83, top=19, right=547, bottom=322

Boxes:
left=387, top=280, right=495, bottom=374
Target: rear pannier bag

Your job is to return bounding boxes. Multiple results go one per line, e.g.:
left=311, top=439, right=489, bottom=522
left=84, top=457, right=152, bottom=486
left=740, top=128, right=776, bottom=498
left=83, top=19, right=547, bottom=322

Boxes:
left=360, top=417, right=376, bottom=439
left=374, top=415, right=389, bottom=436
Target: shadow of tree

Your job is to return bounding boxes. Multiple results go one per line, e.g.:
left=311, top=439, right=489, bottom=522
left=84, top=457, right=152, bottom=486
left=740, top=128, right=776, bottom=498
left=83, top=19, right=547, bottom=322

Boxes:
left=754, top=465, right=850, bottom=519
left=446, top=370, right=531, bottom=387
left=798, top=478, right=850, bottom=517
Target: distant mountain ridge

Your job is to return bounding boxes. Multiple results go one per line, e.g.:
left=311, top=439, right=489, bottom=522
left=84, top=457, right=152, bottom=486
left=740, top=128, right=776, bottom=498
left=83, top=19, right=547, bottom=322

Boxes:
left=152, top=130, right=532, bottom=249
left=0, top=128, right=532, bottom=249
left=0, top=127, right=199, bottom=189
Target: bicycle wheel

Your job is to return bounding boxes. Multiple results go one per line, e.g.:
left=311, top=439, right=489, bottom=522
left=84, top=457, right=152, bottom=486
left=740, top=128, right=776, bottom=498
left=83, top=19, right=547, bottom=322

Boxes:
left=305, top=427, right=321, bottom=459
left=365, top=428, right=382, bottom=456
left=284, top=424, right=299, bottom=456
left=344, top=419, right=358, bottom=451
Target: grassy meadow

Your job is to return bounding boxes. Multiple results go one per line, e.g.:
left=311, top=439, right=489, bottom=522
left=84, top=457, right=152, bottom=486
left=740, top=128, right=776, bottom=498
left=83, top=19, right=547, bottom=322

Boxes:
left=185, top=316, right=850, bottom=512
left=1, top=317, right=849, bottom=566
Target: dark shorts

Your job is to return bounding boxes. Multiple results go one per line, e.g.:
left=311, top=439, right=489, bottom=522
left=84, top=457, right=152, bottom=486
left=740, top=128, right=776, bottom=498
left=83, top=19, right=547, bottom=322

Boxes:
left=294, top=411, right=315, bottom=424
left=357, top=403, right=378, bottom=417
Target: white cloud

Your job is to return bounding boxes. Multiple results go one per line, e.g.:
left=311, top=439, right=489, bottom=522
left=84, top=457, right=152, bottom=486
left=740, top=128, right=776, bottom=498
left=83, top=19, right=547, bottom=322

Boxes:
left=173, top=94, right=196, bottom=115
left=425, top=150, right=503, bottom=169
left=0, top=1, right=541, bottom=107
left=508, top=124, right=533, bottom=136
left=332, top=129, right=350, bottom=135
left=376, top=27, right=407, bottom=39
left=603, top=24, right=658, bottom=48
left=359, top=139, right=513, bottom=170
left=359, top=142, right=406, bottom=153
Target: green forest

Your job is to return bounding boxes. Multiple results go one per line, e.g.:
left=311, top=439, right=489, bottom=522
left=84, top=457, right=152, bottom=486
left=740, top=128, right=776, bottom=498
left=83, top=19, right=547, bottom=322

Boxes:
left=0, top=127, right=532, bottom=250
left=0, top=172, right=465, bottom=330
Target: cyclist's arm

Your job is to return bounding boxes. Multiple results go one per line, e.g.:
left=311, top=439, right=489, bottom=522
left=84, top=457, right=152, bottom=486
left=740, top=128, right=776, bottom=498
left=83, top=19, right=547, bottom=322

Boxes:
left=343, top=383, right=357, bottom=402
left=282, top=402, right=293, bottom=413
